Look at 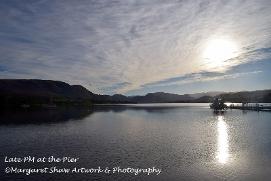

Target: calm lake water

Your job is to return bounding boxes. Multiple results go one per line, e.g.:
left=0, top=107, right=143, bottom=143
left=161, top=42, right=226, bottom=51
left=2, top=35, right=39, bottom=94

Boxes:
left=0, top=103, right=271, bottom=180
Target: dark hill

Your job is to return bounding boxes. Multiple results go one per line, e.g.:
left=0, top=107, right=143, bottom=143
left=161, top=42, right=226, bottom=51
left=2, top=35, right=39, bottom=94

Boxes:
left=130, top=92, right=193, bottom=103
left=0, top=79, right=95, bottom=107
left=0, top=79, right=94, bottom=98
left=219, top=90, right=271, bottom=103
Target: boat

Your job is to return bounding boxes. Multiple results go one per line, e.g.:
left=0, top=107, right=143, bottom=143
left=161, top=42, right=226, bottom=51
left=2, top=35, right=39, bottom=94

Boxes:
left=210, top=98, right=228, bottom=110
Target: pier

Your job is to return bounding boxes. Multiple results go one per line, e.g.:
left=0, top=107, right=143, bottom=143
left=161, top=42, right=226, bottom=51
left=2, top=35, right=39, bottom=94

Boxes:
left=229, top=103, right=271, bottom=112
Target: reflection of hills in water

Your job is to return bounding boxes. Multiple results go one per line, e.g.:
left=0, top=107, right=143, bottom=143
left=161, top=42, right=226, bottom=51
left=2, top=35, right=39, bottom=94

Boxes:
left=0, top=108, right=93, bottom=125
left=92, top=104, right=188, bottom=113
left=0, top=104, right=202, bottom=124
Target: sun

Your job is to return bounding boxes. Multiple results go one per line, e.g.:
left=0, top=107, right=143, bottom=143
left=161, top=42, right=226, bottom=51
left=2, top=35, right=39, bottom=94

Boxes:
left=203, top=38, right=239, bottom=70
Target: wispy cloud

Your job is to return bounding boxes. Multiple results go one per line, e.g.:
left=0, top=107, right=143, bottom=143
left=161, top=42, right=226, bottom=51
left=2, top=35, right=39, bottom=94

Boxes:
left=142, top=70, right=263, bottom=88
left=0, top=0, right=270, bottom=94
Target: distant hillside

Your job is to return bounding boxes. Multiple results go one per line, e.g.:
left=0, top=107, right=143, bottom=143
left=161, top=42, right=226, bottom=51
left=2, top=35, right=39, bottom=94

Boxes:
left=0, top=79, right=94, bottom=98
left=193, top=96, right=213, bottom=103
left=0, top=79, right=94, bottom=107
left=130, top=92, right=193, bottom=103
left=187, top=92, right=224, bottom=99
left=0, top=79, right=271, bottom=108
left=219, top=90, right=271, bottom=103
left=0, top=79, right=132, bottom=107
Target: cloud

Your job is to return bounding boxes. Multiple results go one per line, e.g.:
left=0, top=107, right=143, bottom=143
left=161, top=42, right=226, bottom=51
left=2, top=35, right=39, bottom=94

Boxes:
left=99, top=82, right=131, bottom=93
left=0, top=0, right=271, bottom=94
left=141, top=70, right=263, bottom=88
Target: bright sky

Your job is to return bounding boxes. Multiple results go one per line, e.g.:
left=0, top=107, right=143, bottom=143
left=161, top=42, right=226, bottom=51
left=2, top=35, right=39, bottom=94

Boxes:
left=0, top=0, right=270, bottom=95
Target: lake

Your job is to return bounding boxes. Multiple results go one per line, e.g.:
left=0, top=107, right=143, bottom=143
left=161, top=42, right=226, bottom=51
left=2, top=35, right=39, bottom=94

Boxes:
left=0, top=103, right=271, bottom=180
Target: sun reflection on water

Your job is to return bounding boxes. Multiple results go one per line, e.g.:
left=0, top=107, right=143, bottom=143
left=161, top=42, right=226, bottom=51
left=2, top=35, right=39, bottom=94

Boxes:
left=217, top=115, right=229, bottom=164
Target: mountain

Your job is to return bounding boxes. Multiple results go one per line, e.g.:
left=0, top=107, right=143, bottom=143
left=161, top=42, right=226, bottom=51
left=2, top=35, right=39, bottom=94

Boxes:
left=219, top=90, right=271, bottom=103
left=0, top=79, right=271, bottom=108
left=193, top=96, right=213, bottom=103
left=0, top=79, right=94, bottom=98
left=91, top=94, right=132, bottom=103
left=0, top=79, right=133, bottom=106
left=0, top=79, right=94, bottom=107
left=187, top=91, right=224, bottom=99
left=130, top=92, right=193, bottom=103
